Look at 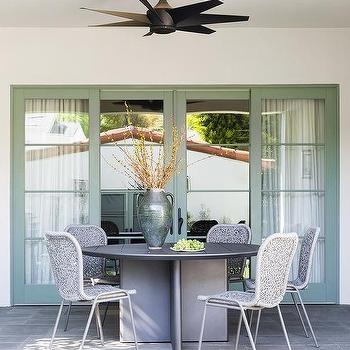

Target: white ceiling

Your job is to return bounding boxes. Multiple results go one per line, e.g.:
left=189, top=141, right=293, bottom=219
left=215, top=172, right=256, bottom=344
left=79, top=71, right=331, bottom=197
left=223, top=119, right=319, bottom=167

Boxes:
left=1, top=0, right=350, bottom=28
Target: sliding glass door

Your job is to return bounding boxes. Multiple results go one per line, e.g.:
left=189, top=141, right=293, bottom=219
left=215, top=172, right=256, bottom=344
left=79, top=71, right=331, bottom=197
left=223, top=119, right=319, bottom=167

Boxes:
left=174, top=90, right=251, bottom=238
left=12, top=86, right=338, bottom=304
left=251, top=87, right=338, bottom=302
left=12, top=88, right=92, bottom=303
left=98, top=91, right=175, bottom=240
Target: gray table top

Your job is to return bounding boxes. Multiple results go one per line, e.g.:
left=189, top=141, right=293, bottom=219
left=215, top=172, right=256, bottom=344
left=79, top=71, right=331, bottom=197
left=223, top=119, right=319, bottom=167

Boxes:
left=82, top=242, right=260, bottom=261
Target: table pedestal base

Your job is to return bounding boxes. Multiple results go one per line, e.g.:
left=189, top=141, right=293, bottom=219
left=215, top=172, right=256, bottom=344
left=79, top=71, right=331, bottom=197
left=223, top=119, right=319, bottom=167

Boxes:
left=120, top=259, right=227, bottom=349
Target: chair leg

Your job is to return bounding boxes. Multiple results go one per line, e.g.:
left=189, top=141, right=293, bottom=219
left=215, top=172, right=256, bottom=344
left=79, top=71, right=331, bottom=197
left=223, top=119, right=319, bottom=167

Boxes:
left=234, top=310, right=243, bottom=350
left=277, top=305, right=292, bottom=350
left=79, top=301, right=97, bottom=350
left=64, top=301, right=72, bottom=332
left=242, top=280, right=247, bottom=292
left=102, top=302, right=110, bottom=327
left=296, top=290, right=319, bottom=348
left=249, top=309, right=254, bottom=328
left=95, top=304, right=104, bottom=346
left=241, top=307, right=257, bottom=350
left=198, top=303, right=208, bottom=350
left=127, top=295, right=139, bottom=350
left=244, top=309, right=253, bottom=337
left=290, top=292, right=309, bottom=338
left=50, top=300, right=64, bottom=350
left=254, top=309, right=261, bottom=343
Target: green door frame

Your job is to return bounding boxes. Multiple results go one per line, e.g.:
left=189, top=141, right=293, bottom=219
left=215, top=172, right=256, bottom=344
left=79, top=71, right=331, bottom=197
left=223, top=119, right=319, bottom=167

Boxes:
left=250, top=86, right=339, bottom=303
left=174, top=89, right=251, bottom=237
left=12, top=87, right=93, bottom=304
left=11, top=85, right=339, bottom=304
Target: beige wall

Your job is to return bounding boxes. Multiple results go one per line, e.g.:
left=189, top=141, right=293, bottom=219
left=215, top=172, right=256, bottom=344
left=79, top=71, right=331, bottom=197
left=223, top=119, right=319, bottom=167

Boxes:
left=0, top=27, right=349, bottom=305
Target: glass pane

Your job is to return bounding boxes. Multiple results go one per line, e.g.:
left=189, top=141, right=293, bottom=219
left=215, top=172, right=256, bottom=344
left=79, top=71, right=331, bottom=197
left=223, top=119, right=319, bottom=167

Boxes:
left=25, top=99, right=89, bottom=144
left=262, top=146, right=325, bottom=191
left=100, top=99, right=164, bottom=190
left=25, top=240, right=53, bottom=285
left=101, top=144, right=163, bottom=190
left=25, top=145, right=89, bottom=191
left=187, top=100, right=250, bottom=145
left=262, top=191, right=325, bottom=238
left=291, top=238, right=324, bottom=283
left=187, top=192, right=249, bottom=232
left=100, top=100, right=163, bottom=141
left=262, top=99, right=325, bottom=144
left=309, top=238, right=324, bottom=283
left=101, top=193, right=125, bottom=234
left=187, top=147, right=249, bottom=191
left=25, top=193, right=89, bottom=238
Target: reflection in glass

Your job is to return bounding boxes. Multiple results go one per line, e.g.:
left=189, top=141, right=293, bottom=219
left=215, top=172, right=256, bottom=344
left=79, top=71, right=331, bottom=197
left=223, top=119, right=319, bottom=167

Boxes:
left=262, top=190, right=325, bottom=282
left=262, top=191, right=324, bottom=237
left=262, top=99, right=325, bottom=144
left=25, top=193, right=89, bottom=238
left=25, top=145, right=89, bottom=191
left=187, top=146, right=249, bottom=191
left=101, top=145, right=162, bottom=190
left=187, top=192, right=249, bottom=232
left=100, top=100, right=164, bottom=233
left=100, top=100, right=163, bottom=136
left=101, top=193, right=125, bottom=234
left=100, top=100, right=164, bottom=190
left=25, top=240, right=53, bottom=285
left=25, top=99, right=89, bottom=144
left=186, top=99, right=250, bottom=230
left=187, top=100, right=249, bottom=146
left=262, top=146, right=324, bottom=191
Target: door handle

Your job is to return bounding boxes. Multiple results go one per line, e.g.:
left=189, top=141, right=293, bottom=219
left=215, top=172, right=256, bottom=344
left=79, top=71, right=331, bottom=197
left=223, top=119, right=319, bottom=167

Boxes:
left=178, top=207, right=184, bottom=235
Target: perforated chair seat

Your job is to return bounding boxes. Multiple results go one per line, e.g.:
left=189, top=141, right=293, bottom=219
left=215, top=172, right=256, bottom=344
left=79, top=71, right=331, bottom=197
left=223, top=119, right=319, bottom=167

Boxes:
left=83, top=285, right=135, bottom=300
left=198, top=290, right=256, bottom=307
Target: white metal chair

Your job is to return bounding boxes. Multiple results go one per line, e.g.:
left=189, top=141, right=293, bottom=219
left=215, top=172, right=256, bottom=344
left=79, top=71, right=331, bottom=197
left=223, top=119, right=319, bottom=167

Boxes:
left=198, top=232, right=298, bottom=350
left=246, top=227, right=320, bottom=348
left=206, top=224, right=251, bottom=289
left=64, top=224, right=119, bottom=330
left=45, top=231, right=138, bottom=350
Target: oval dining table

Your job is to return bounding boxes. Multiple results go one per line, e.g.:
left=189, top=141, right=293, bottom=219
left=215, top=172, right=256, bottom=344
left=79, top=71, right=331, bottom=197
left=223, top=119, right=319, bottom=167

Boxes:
left=82, top=242, right=259, bottom=350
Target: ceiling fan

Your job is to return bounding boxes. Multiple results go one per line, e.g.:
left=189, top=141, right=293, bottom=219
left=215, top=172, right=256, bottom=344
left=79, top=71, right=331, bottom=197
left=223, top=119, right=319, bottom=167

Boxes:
left=81, top=0, right=249, bottom=36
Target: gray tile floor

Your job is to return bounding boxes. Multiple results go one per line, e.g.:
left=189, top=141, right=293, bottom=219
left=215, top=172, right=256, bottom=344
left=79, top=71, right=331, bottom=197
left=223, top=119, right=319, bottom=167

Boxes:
left=0, top=304, right=349, bottom=349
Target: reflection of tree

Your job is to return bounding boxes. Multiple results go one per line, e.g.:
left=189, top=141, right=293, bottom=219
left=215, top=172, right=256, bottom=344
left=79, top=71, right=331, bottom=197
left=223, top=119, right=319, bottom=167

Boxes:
left=58, top=113, right=89, bottom=137
left=188, top=113, right=277, bottom=145
left=188, top=113, right=249, bottom=145
left=58, top=112, right=163, bottom=139
left=100, top=113, right=163, bottom=134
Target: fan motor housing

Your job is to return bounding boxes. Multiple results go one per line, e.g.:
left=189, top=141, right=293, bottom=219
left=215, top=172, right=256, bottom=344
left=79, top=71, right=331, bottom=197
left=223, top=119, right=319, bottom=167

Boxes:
left=147, top=8, right=175, bottom=34
left=150, top=24, right=176, bottom=34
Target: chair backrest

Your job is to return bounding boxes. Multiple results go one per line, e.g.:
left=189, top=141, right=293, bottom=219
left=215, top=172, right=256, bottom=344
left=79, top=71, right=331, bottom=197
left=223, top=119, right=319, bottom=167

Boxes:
left=189, top=220, right=218, bottom=237
left=45, top=232, right=85, bottom=301
left=207, top=224, right=251, bottom=244
left=254, top=232, right=298, bottom=308
left=207, top=224, right=252, bottom=280
left=65, top=224, right=107, bottom=278
left=101, top=220, right=119, bottom=236
left=295, top=227, right=320, bottom=289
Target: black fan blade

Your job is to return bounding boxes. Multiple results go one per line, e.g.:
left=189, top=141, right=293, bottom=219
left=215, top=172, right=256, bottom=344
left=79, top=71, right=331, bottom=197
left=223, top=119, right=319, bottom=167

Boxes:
left=170, top=0, right=223, bottom=23
left=177, top=13, right=249, bottom=27
left=143, top=31, right=154, bottom=36
left=81, top=7, right=150, bottom=24
left=90, top=20, right=149, bottom=27
left=177, top=25, right=215, bottom=34
left=139, top=0, right=162, bottom=21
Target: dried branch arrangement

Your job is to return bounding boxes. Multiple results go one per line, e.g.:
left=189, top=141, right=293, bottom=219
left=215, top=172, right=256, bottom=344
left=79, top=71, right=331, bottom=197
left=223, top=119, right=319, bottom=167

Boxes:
left=106, top=105, right=183, bottom=189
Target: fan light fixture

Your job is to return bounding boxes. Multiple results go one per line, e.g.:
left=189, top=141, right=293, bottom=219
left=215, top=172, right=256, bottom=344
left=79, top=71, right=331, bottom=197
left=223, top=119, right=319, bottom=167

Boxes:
left=82, top=0, right=249, bottom=36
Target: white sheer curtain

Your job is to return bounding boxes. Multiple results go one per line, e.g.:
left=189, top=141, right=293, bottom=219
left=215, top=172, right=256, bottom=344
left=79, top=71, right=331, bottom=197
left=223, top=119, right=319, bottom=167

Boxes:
left=262, top=99, right=325, bottom=283
left=24, top=99, right=89, bottom=284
